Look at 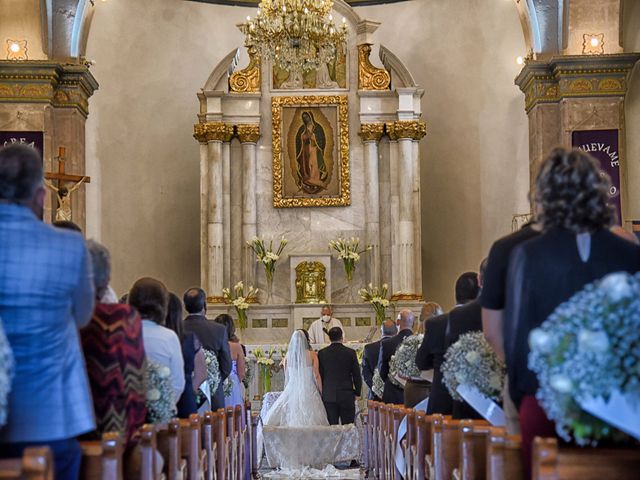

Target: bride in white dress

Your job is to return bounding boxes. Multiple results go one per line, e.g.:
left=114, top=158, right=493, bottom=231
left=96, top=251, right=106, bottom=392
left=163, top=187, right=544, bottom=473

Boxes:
left=262, top=329, right=329, bottom=427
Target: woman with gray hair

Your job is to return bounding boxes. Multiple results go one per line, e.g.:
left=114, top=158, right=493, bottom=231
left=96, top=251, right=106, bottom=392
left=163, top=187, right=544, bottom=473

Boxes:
left=79, top=240, right=147, bottom=451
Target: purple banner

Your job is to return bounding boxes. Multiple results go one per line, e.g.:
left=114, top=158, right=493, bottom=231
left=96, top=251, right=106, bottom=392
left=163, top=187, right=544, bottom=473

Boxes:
left=0, top=131, right=44, bottom=156
left=572, top=129, right=621, bottom=223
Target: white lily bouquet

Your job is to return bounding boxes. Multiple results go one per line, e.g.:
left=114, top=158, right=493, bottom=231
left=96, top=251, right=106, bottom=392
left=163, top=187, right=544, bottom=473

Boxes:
left=358, top=283, right=391, bottom=325
left=222, top=281, right=258, bottom=329
left=254, top=347, right=277, bottom=393
left=389, top=334, right=424, bottom=388
left=144, top=360, right=177, bottom=423
left=529, top=272, right=640, bottom=446
left=442, top=332, right=505, bottom=403
left=0, top=318, right=14, bottom=428
left=247, top=236, right=287, bottom=303
left=329, top=237, right=372, bottom=301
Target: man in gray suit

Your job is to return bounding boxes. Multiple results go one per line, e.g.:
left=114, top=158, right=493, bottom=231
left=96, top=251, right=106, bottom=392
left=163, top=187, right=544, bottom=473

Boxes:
left=0, top=144, right=95, bottom=478
left=183, top=287, right=232, bottom=410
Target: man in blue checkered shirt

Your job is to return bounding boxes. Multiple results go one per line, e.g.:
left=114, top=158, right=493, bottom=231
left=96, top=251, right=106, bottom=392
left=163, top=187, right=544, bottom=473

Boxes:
left=0, top=144, right=95, bottom=479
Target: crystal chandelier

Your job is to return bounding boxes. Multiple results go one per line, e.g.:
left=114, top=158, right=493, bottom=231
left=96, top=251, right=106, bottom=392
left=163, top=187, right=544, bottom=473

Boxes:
left=240, top=0, right=348, bottom=75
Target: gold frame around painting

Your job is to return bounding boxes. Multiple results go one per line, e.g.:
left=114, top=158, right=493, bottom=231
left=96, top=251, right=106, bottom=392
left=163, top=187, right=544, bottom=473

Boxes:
left=272, top=95, right=350, bottom=208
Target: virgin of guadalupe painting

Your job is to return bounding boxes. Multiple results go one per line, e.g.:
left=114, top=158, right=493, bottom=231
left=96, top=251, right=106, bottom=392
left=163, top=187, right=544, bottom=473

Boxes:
left=272, top=95, right=350, bottom=208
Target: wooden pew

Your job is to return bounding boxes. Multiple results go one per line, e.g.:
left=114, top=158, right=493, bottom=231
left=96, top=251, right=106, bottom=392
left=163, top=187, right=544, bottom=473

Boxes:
left=486, top=427, right=523, bottom=480
left=213, top=409, right=227, bottom=480
left=391, top=406, right=405, bottom=480
left=249, top=412, right=260, bottom=479
left=0, top=447, right=53, bottom=480
left=369, top=401, right=381, bottom=479
left=532, top=437, right=640, bottom=480
left=140, top=425, right=165, bottom=480
left=426, top=415, right=460, bottom=480
left=201, top=411, right=216, bottom=480
left=233, top=405, right=246, bottom=480
left=453, top=420, right=490, bottom=480
left=179, top=414, right=206, bottom=480
left=400, top=410, right=416, bottom=480
left=80, top=432, right=123, bottom=480
left=412, top=411, right=431, bottom=480
left=165, top=419, right=187, bottom=480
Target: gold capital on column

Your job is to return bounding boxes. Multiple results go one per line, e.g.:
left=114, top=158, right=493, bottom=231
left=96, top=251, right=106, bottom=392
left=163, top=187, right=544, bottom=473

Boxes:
left=386, top=120, right=427, bottom=141
left=237, top=124, right=261, bottom=143
left=358, top=123, right=385, bottom=142
left=193, top=122, right=233, bottom=143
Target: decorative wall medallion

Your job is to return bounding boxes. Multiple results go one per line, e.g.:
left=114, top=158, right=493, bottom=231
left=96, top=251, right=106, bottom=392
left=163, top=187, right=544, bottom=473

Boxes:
left=272, top=95, right=350, bottom=208
left=358, top=43, right=390, bottom=91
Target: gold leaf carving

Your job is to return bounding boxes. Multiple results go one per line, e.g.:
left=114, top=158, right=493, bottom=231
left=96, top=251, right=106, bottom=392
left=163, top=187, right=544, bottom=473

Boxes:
left=236, top=124, right=261, bottom=143
left=358, top=44, right=391, bottom=91
left=598, top=78, right=622, bottom=91
left=229, top=46, right=261, bottom=93
left=568, top=79, right=594, bottom=93
left=358, top=123, right=385, bottom=142
left=193, top=122, right=234, bottom=143
left=387, top=120, right=426, bottom=141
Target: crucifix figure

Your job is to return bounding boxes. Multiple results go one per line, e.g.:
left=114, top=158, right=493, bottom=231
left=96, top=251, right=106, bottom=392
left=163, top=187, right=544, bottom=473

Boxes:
left=44, top=147, right=90, bottom=222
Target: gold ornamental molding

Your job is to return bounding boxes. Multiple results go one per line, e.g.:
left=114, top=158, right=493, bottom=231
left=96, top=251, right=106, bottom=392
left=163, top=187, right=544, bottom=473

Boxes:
left=390, top=293, right=424, bottom=302
left=0, top=61, right=98, bottom=117
left=193, top=122, right=236, bottom=143
left=272, top=95, right=350, bottom=208
left=386, top=120, right=427, bottom=141
left=515, top=53, right=640, bottom=113
left=207, top=295, right=227, bottom=304
left=229, top=46, right=261, bottom=93
left=236, top=124, right=261, bottom=143
left=358, top=43, right=391, bottom=91
left=358, top=123, right=385, bottom=142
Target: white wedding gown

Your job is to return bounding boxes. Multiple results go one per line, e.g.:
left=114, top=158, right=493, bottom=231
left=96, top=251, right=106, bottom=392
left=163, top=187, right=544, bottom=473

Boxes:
left=258, top=331, right=359, bottom=474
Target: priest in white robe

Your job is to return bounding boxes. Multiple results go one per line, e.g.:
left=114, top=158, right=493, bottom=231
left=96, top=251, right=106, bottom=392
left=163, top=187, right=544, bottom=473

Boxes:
left=308, top=305, right=345, bottom=345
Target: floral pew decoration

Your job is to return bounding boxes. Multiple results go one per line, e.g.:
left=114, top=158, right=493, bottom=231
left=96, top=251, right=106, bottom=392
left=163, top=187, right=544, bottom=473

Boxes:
left=529, top=272, right=640, bottom=445
left=0, top=317, right=13, bottom=428
left=144, top=360, right=177, bottom=423
left=442, top=331, right=506, bottom=425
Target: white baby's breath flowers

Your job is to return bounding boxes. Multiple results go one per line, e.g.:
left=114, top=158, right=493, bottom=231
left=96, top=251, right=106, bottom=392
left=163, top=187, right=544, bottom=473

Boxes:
left=0, top=318, right=14, bottom=428
left=599, top=272, right=633, bottom=302
left=144, top=360, right=177, bottom=423
left=578, top=329, right=609, bottom=353
left=389, top=334, right=423, bottom=388
left=529, top=328, right=552, bottom=354
left=146, top=389, right=161, bottom=401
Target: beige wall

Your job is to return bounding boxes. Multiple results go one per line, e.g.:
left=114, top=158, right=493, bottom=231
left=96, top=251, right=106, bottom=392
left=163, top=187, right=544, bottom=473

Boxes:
left=624, top=0, right=640, bottom=221
left=0, top=0, right=46, bottom=60
left=85, top=0, right=529, bottom=307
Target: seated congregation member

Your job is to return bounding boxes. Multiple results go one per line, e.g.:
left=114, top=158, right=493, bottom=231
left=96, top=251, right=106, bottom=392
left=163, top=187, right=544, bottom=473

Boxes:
left=362, top=319, right=397, bottom=401
left=165, top=293, right=206, bottom=418
left=318, top=327, right=362, bottom=425
left=505, top=148, right=640, bottom=475
left=183, top=288, right=232, bottom=410
left=419, top=301, right=443, bottom=333
left=213, top=314, right=246, bottom=408
left=129, top=277, right=185, bottom=403
left=445, top=260, right=488, bottom=420
left=0, top=144, right=95, bottom=478
left=80, top=240, right=147, bottom=448
left=416, top=272, right=479, bottom=415
left=377, top=309, right=414, bottom=404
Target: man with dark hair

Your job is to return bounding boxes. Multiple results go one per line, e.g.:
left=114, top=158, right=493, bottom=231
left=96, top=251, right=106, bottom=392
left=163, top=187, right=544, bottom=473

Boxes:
left=317, top=327, right=362, bottom=425
left=182, top=287, right=232, bottom=410
left=0, top=144, right=95, bottom=478
left=377, top=309, right=414, bottom=404
left=446, top=260, right=488, bottom=419
left=361, top=319, right=397, bottom=401
left=416, top=271, right=479, bottom=415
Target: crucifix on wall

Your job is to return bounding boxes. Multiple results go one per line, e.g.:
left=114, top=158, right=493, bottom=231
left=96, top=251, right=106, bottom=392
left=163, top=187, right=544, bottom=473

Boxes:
left=44, top=146, right=90, bottom=222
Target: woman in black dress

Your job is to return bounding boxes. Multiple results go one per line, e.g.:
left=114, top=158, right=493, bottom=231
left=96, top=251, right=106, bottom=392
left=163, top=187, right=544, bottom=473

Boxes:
left=165, top=293, right=207, bottom=417
left=505, top=148, right=640, bottom=476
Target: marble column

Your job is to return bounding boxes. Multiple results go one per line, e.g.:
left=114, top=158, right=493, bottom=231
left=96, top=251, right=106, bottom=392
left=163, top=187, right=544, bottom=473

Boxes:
left=194, top=125, right=209, bottom=287
left=359, top=123, right=385, bottom=287
left=387, top=120, right=426, bottom=299
left=516, top=54, right=640, bottom=212
left=237, top=124, right=261, bottom=288
left=222, top=135, right=233, bottom=291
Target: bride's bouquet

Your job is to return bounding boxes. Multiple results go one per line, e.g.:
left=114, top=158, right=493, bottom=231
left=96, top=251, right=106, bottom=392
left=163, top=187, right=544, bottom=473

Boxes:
left=0, top=318, right=14, bottom=427
left=389, top=334, right=424, bottom=388
left=222, top=281, right=258, bottom=329
left=529, top=272, right=640, bottom=445
left=442, top=332, right=505, bottom=402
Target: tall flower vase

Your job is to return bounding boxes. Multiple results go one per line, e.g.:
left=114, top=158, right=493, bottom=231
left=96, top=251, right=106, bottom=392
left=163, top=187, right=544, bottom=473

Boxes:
left=344, top=261, right=356, bottom=303
left=260, top=365, right=272, bottom=394
left=375, top=309, right=386, bottom=325
left=346, top=277, right=356, bottom=303
left=265, top=274, right=274, bottom=305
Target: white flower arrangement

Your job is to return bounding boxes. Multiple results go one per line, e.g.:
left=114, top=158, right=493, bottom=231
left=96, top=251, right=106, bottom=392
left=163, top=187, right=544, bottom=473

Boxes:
left=329, top=237, right=372, bottom=282
left=247, top=236, right=288, bottom=282
left=389, top=334, right=424, bottom=388
left=372, top=369, right=385, bottom=398
left=254, top=347, right=278, bottom=392
left=442, top=332, right=505, bottom=402
left=243, top=360, right=254, bottom=389
left=0, top=318, right=14, bottom=428
left=144, top=360, right=177, bottom=423
left=222, top=281, right=259, bottom=329
left=529, top=272, right=640, bottom=446
left=203, top=348, right=222, bottom=399
left=358, top=283, right=391, bottom=325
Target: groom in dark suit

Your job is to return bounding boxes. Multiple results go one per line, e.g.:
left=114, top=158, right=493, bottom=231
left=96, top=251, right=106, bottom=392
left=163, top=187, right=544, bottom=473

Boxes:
left=318, top=327, right=362, bottom=425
